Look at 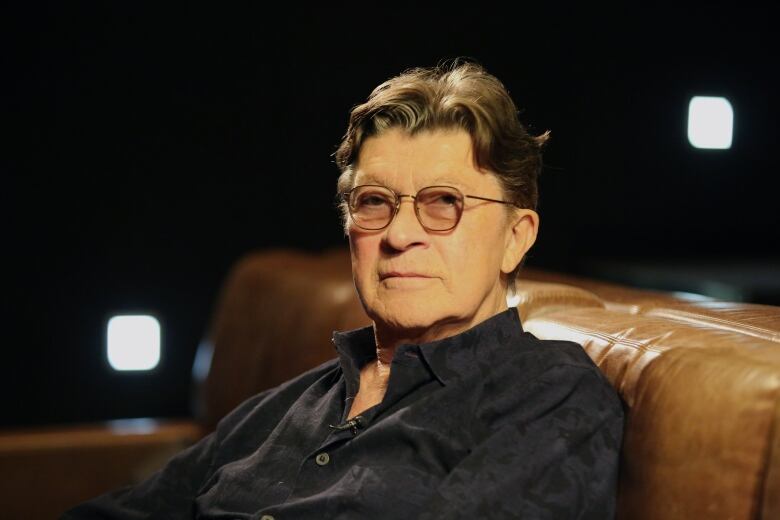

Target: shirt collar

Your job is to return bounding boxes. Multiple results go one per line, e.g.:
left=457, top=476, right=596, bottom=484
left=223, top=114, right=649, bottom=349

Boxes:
left=331, top=306, right=525, bottom=386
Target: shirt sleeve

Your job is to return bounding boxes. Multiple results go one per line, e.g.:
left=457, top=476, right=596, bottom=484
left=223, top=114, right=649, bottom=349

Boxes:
left=59, top=428, right=218, bottom=520
left=60, top=358, right=341, bottom=519
left=417, top=363, right=625, bottom=520
left=59, top=387, right=275, bottom=520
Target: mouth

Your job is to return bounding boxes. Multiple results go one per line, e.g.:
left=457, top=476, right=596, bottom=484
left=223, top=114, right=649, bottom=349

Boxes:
left=379, top=272, right=433, bottom=281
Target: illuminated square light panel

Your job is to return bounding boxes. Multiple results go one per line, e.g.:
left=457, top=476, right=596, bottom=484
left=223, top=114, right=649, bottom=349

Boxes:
left=687, top=96, right=733, bottom=149
left=107, top=315, right=161, bottom=371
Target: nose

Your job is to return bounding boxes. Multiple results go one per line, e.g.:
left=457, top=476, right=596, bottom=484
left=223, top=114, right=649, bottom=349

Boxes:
left=383, top=196, right=428, bottom=251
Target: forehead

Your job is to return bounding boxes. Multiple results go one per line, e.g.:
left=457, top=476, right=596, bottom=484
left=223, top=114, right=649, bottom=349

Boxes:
left=354, top=128, right=491, bottom=189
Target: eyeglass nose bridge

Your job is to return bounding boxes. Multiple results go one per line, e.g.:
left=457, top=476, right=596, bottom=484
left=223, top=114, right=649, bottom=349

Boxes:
left=389, top=193, right=424, bottom=227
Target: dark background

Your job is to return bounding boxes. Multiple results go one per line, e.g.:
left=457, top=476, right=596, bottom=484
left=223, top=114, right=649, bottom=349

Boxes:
left=4, top=6, right=778, bottom=427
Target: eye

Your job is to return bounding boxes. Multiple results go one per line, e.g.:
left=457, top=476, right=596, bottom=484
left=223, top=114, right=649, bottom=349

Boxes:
left=421, top=189, right=461, bottom=207
left=353, top=189, right=393, bottom=209
left=361, top=194, right=389, bottom=206
left=433, top=193, right=459, bottom=206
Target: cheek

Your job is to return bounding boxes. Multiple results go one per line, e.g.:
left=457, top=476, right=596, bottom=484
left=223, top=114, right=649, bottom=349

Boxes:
left=349, top=232, right=380, bottom=282
left=443, top=220, right=505, bottom=284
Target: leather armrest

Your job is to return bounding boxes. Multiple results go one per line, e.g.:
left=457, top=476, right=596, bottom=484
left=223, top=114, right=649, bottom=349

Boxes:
left=0, top=418, right=204, bottom=520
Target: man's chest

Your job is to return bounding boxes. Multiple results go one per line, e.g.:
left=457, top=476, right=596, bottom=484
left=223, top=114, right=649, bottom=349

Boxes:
left=194, top=376, right=478, bottom=518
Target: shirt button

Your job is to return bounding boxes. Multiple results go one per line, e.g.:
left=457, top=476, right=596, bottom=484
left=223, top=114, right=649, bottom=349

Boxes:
left=260, top=516, right=275, bottom=520
left=315, top=452, right=330, bottom=466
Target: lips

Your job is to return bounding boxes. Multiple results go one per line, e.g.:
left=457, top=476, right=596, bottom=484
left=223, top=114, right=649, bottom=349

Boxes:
left=379, top=271, right=432, bottom=280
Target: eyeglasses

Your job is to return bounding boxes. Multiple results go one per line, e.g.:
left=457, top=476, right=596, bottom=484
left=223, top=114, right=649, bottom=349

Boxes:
left=343, top=184, right=519, bottom=232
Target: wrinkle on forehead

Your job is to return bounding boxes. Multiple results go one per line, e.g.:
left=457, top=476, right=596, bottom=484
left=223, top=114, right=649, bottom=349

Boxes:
left=353, top=128, right=488, bottom=191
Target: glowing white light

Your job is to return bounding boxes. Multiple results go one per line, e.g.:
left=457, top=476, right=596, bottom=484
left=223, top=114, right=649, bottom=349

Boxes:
left=687, top=96, right=733, bottom=149
left=107, top=315, right=161, bottom=371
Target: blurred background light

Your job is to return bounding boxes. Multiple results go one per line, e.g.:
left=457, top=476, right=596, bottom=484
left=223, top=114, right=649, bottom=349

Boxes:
left=687, top=96, right=734, bottom=149
left=107, top=315, right=161, bottom=371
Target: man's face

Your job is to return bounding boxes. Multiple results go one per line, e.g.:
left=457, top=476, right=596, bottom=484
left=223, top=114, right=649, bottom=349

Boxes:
left=348, top=127, right=535, bottom=342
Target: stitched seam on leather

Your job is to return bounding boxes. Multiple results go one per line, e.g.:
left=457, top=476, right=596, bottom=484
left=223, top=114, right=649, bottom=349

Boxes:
left=646, top=309, right=780, bottom=343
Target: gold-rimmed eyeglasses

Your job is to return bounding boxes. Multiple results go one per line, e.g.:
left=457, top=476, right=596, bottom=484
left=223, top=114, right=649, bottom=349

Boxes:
left=343, top=184, right=520, bottom=232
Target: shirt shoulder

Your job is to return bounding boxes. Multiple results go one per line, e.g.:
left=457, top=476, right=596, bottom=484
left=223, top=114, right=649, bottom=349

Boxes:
left=475, top=331, right=623, bottom=431
left=488, top=330, right=603, bottom=379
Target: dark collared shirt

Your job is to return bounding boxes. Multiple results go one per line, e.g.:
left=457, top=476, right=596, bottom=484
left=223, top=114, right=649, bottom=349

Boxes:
left=63, top=307, right=624, bottom=519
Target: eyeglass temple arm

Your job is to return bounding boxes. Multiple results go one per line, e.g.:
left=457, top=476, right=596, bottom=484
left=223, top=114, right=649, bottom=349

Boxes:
left=464, top=194, right=521, bottom=207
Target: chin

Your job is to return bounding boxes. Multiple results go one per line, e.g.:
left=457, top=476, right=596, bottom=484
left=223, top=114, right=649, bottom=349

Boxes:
left=365, top=290, right=456, bottom=334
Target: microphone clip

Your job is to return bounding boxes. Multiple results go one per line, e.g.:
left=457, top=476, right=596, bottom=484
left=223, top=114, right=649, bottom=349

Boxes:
left=329, top=415, right=365, bottom=436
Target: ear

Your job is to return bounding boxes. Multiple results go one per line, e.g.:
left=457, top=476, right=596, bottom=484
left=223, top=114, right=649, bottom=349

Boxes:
left=501, top=208, right=540, bottom=274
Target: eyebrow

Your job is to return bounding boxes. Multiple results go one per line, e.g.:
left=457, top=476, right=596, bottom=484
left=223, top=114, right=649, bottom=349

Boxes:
left=353, top=173, right=384, bottom=186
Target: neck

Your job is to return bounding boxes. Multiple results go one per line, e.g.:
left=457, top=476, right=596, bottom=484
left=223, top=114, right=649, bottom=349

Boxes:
left=370, top=289, right=509, bottom=376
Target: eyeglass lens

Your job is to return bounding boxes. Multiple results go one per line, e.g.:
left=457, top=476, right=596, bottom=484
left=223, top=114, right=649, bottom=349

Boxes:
left=348, top=185, right=464, bottom=231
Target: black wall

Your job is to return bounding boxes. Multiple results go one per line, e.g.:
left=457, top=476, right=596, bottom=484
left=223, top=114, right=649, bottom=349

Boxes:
left=5, top=6, right=778, bottom=427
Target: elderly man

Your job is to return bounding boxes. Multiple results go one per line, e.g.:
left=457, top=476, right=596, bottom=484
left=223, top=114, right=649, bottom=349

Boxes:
left=63, top=59, right=623, bottom=519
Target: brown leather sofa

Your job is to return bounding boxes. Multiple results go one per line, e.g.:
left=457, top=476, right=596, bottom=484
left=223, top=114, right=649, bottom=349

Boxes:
left=3, top=248, right=779, bottom=519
